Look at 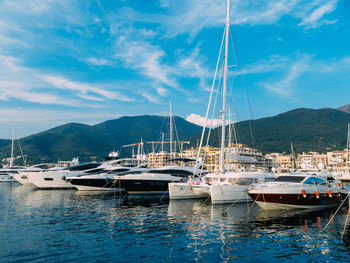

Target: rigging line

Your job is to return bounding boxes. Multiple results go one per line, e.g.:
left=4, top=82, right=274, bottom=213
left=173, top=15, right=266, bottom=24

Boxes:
left=201, top=65, right=224, bottom=174
left=230, top=30, right=256, bottom=150
left=193, top=27, right=226, bottom=178
left=172, top=115, right=181, bottom=153
left=324, top=191, right=350, bottom=229
left=17, top=137, right=26, bottom=166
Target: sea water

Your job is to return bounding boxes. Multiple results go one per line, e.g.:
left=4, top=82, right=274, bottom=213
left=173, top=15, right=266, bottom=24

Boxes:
left=0, top=183, right=350, bottom=262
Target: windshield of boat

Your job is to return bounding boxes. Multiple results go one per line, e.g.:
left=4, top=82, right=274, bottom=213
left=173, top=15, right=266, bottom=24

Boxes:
left=65, top=163, right=100, bottom=171
left=274, top=176, right=305, bottom=183
left=303, top=177, right=327, bottom=185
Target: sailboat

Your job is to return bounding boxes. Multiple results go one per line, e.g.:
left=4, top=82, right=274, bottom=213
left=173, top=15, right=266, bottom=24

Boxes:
left=334, top=123, right=350, bottom=182
left=169, top=0, right=275, bottom=202
left=0, top=128, right=24, bottom=182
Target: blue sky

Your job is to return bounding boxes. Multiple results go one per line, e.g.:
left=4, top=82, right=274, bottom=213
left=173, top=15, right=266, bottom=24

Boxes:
left=0, top=0, right=349, bottom=138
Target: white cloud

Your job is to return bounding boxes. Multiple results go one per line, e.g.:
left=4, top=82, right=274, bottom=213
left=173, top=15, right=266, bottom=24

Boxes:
left=86, top=57, right=111, bottom=66
left=0, top=81, right=80, bottom=106
left=243, top=52, right=350, bottom=98
left=186, top=113, right=231, bottom=128
left=156, top=87, right=167, bottom=96
left=157, top=0, right=340, bottom=37
left=114, top=35, right=177, bottom=88
left=142, top=92, right=161, bottom=104
left=297, top=0, right=338, bottom=28
left=42, top=75, right=134, bottom=102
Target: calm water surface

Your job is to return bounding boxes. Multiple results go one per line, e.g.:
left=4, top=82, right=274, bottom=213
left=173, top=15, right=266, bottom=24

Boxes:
left=1, top=183, right=350, bottom=262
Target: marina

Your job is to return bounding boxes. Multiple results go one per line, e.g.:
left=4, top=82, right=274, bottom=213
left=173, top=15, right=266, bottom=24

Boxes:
left=1, top=182, right=350, bottom=262
left=1, top=0, right=350, bottom=261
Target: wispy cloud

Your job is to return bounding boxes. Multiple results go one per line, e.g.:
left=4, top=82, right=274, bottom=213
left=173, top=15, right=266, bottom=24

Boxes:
left=244, top=52, right=350, bottom=98
left=157, top=0, right=340, bottom=37
left=142, top=92, right=161, bottom=104
left=114, top=35, right=176, bottom=88
left=85, top=57, right=111, bottom=66
left=156, top=87, right=167, bottom=96
left=297, top=0, right=338, bottom=29
left=0, top=81, right=80, bottom=106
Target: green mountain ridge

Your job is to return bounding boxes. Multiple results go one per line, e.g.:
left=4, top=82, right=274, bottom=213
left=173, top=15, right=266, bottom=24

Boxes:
left=0, top=115, right=202, bottom=163
left=190, top=107, right=350, bottom=154
left=1, top=108, right=350, bottom=164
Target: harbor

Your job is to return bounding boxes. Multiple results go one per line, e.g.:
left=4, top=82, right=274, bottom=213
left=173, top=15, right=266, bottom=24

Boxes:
left=1, top=0, right=350, bottom=261
left=1, top=183, right=350, bottom=262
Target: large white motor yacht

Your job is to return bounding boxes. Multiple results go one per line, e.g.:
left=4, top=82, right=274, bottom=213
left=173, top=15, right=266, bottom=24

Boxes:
left=26, top=162, right=101, bottom=189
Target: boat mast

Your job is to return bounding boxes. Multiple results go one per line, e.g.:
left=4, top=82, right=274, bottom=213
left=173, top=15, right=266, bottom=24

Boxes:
left=10, top=128, right=14, bottom=167
left=347, top=123, right=350, bottom=165
left=220, top=0, right=230, bottom=174
left=170, top=101, right=173, bottom=158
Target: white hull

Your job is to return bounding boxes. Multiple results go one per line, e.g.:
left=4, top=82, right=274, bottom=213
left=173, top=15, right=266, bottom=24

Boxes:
left=12, top=173, right=33, bottom=185
left=169, top=182, right=210, bottom=200
left=27, top=170, right=76, bottom=189
left=210, top=184, right=251, bottom=204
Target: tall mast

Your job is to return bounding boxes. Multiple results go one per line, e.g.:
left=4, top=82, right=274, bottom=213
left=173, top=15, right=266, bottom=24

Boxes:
left=347, top=123, right=350, bottom=164
left=170, top=101, right=173, bottom=158
left=220, top=0, right=230, bottom=174
left=161, top=132, right=164, bottom=152
left=228, top=107, right=232, bottom=148
left=10, top=128, right=14, bottom=167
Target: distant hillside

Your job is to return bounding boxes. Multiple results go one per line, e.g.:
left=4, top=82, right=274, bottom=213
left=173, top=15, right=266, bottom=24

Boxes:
left=337, top=104, right=350, bottom=114
left=189, top=108, right=350, bottom=154
left=0, top=115, right=202, bottom=163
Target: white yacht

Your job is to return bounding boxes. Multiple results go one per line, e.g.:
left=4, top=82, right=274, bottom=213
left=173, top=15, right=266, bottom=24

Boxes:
left=26, top=162, right=101, bottom=189
left=13, top=164, right=50, bottom=185
left=114, top=161, right=206, bottom=195
left=66, top=159, right=148, bottom=191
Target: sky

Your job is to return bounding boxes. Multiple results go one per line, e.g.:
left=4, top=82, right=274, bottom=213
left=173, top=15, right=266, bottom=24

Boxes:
left=0, top=0, right=349, bottom=139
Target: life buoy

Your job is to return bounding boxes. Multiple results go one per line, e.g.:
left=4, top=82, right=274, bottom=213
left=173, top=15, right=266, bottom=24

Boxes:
left=315, top=190, right=319, bottom=199
left=327, top=189, right=332, bottom=197
left=301, top=189, right=306, bottom=198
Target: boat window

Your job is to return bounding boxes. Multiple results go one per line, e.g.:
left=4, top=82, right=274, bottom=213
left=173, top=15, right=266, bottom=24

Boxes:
left=84, top=168, right=106, bottom=174
left=303, top=177, right=326, bottom=185
left=108, top=168, right=130, bottom=174
left=235, top=178, right=255, bottom=185
left=67, top=163, right=100, bottom=171
left=44, top=178, right=54, bottom=181
left=274, top=176, right=305, bottom=183
left=117, top=171, right=144, bottom=176
left=148, top=169, right=193, bottom=177
left=33, top=164, right=49, bottom=169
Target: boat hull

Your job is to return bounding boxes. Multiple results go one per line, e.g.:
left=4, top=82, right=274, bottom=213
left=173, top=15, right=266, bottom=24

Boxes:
left=27, top=171, right=76, bottom=189
left=71, top=178, right=178, bottom=194
left=210, top=184, right=251, bottom=204
left=168, top=183, right=210, bottom=200
left=249, top=192, right=343, bottom=210
left=12, top=173, right=33, bottom=185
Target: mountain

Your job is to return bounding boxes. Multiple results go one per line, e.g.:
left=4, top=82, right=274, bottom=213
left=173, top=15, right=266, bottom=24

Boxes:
left=337, top=104, right=350, bottom=114
left=189, top=108, right=350, bottom=154
left=0, top=115, right=202, bottom=163
left=2, top=108, right=350, bottom=164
